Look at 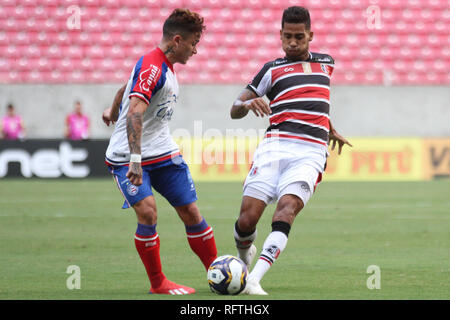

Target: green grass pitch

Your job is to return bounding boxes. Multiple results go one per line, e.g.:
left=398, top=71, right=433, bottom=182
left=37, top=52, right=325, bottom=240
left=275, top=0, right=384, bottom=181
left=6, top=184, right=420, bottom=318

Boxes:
left=0, top=179, right=449, bottom=300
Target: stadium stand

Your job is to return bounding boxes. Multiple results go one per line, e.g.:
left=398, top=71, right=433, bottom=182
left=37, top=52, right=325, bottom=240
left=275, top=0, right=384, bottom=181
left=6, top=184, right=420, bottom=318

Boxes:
left=0, top=0, right=448, bottom=85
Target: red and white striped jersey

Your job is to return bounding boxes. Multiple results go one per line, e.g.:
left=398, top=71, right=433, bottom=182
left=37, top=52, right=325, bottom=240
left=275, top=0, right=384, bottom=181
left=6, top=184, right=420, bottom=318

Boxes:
left=247, top=52, right=334, bottom=150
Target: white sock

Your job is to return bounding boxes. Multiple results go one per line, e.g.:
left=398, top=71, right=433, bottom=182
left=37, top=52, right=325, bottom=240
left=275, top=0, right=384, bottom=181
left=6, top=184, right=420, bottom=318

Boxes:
left=250, top=231, right=288, bottom=283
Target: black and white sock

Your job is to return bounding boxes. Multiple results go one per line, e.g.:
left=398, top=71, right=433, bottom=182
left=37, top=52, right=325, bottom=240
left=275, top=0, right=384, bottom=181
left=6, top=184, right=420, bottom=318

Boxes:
left=250, top=221, right=290, bottom=282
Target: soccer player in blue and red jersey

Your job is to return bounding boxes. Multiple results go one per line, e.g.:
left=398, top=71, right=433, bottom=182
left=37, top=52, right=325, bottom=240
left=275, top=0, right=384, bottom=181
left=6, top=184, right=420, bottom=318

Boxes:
left=230, top=6, right=352, bottom=295
left=102, top=9, right=217, bottom=295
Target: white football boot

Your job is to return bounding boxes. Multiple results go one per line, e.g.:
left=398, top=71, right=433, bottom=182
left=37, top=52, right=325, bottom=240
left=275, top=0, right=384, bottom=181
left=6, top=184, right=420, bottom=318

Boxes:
left=242, top=276, right=268, bottom=295
left=238, top=244, right=257, bottom=270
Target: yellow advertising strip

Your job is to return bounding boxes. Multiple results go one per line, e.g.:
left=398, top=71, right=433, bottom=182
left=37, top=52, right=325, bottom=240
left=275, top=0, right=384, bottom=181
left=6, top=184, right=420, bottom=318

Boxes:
left=324, top=138, right=424, bottom=181
left=175, top=136, right=257, bottom=182
left=423, top=138, right=450, bottom=179
left=174, top=137, right=450, bottom=181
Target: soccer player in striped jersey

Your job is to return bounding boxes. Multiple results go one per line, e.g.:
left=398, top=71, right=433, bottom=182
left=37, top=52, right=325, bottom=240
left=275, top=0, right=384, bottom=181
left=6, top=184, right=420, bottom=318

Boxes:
left=230, top=6, right=352, bottom=295
left=101, top=9, right=217, bottom=295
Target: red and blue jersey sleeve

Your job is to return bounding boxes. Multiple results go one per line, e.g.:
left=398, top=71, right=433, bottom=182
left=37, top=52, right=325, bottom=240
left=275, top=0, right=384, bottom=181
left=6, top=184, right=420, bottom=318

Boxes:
left=129, top=52, right=167, bottom=105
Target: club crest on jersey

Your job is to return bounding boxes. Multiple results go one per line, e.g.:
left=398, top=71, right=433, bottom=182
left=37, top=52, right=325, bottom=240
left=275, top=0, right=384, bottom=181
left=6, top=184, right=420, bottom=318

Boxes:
left=139, top=65, right=160, bottom=93
left=249, top=166, right=258, bottom=177
left=126, top=183, right=139, bottom=196
left=321, top=64, right=332, bottom=75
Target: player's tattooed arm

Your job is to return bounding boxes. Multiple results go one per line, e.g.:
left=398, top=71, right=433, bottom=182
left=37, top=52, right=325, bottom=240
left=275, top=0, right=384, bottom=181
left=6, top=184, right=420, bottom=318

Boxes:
left=102, top=83, right=126, bottom=126
left=126, top=97, right=149, bottom=186
left=328, top=120, right=353, bottom=155
left=127, top=113, right=142, bottom=154
left=231, top=88, right=271, bottom=119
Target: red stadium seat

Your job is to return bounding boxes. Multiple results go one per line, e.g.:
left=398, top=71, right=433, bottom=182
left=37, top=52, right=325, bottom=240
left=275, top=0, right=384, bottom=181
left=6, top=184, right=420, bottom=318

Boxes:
left=1, top=0, right=16, bottom=7
left=138, top=0, right=160, bottom=8
left=0, top=58, right=9, bottom=73
left=182, top=0, right=204, bottom=9
left=85, top=45, right=105, bottom=59
left=51, top=70, right=68, bottom=83
left=220, top=0, right=245, bottom=9
left=6, top=70, right=25, bottom=83
left=23, top=44, right=42, bottom=58
left=202, top=0, right=224, bottom=9
left=1, top=0, right=449, bottom=84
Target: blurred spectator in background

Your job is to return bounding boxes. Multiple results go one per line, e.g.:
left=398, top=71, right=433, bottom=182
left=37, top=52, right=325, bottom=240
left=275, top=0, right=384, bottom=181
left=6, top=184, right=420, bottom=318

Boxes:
left=1, top=103, right=26, bottom=140
left=65, top=100, right=90, bottom=140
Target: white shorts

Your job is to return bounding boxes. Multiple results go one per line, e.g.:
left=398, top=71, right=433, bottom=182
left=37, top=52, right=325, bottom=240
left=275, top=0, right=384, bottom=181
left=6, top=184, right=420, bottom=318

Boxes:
left=243, top=138, right=326, bottom=206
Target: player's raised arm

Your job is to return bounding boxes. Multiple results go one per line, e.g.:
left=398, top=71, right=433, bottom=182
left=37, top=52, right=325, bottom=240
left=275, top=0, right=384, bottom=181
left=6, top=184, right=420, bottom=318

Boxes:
left=125, top=96, right=149, bottom=186
left=328, top=120, right=353, bottom=155
left=230, top=88, right=272, bottom=119
left=102, top=84, right=126, bottom=126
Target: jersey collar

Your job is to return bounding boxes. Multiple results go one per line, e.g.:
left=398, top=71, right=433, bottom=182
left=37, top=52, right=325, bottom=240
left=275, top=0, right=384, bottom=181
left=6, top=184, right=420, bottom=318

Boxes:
left=284, top=51, right=313, bottom=62
left=156, top=47, right=174, bottom=72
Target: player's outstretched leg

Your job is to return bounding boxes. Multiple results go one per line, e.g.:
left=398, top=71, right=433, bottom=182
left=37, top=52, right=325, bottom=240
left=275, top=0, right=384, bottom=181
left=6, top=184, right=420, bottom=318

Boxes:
left=243, top=221, right=291, bottom=295
left=243, top=276, right=268, bottom=295
left=234, top=195, right=267, bottom=270
left=234, top=220, right=257, bottom=269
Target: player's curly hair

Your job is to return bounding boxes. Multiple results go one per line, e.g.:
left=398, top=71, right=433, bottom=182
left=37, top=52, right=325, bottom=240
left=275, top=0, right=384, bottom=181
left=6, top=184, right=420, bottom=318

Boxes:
left=282, top=6, right=311, bottom=30
left=163, top=8, right=205, bottom=39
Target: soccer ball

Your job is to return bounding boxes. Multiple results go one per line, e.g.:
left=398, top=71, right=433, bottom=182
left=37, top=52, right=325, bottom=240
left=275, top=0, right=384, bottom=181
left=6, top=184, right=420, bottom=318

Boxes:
left=207, top=255, right=248, bottom=295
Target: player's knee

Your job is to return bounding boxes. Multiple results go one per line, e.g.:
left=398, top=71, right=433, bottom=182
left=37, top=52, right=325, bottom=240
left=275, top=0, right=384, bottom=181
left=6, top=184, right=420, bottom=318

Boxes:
left=237, top=200, right=263, bottom=232
left=176, top=202, right=202, bottom=225
left=237, top=214, right=257, bottom=233
left=280, top=194, right=304, bottom=212
left=134, top=199, right=157, bottom=225
left=185, top=202, right=201, bottom=216
left=274, top=195, right=304, bottom=222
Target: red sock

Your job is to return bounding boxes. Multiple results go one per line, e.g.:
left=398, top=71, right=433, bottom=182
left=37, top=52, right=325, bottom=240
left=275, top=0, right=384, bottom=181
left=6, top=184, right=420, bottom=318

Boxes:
left=134, top=233, right=166, bottom=289
left=186, top=225, right=218, bottom=270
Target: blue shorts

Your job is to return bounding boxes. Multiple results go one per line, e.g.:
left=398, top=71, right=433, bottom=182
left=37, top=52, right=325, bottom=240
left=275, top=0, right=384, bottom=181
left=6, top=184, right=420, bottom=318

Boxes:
left=108, top=155, right=197, bottom=209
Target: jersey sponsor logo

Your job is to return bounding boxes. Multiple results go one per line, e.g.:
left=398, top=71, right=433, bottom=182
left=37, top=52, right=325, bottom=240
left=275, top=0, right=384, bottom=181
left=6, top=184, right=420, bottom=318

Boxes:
left=156, top=93, right=177, bottom=120
left=139, top=64, right=161, bottom=93
left=156, top=106, right=174, bottom=120
left=113, top=152, right=127, bottom=158
left=274, top=59, right=288, bottom=65
left=157, top=93, right=177, bottom=107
